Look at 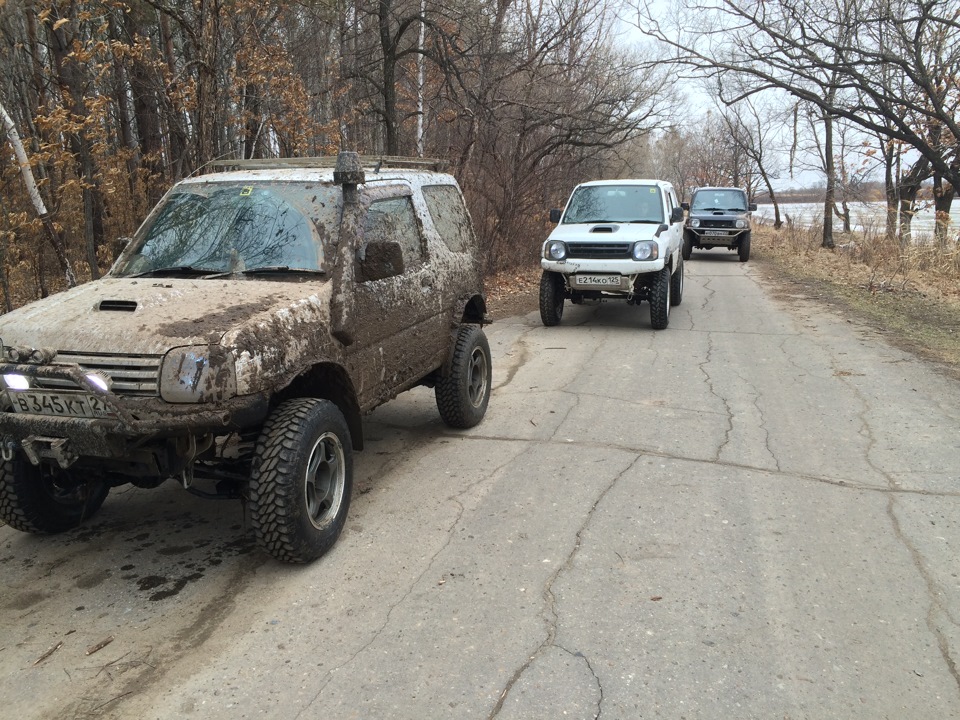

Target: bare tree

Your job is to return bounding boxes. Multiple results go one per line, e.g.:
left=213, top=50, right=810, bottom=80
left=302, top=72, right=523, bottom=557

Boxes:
left=632, top=0, right=960, bottom=244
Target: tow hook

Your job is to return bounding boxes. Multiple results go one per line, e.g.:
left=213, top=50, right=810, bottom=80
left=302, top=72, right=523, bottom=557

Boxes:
left=1, top=438, right=16, bottom=462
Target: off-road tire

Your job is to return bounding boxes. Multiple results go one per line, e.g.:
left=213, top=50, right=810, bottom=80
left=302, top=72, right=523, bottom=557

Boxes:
left=249, top=399, right=352, bottom=563
left=649, top=266, right=671, bottom=330
left=436, top=325, right=491, bottom=429
left=738, top=232, right=751, bottom=262
left=539, top=271, right=565, bottom=326
left=0, top=456, right=108, bottom=534
left=682, top=233, right=693, bottom=261
left=670, top=256, right=684, bottom=307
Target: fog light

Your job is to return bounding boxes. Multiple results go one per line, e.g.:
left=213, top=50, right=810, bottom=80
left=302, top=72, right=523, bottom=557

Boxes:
left=3, top=374, right=30, bottom=390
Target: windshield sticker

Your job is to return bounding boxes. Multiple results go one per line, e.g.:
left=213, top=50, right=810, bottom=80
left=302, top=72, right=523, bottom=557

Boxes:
left=240, top=186, right=253, bottom=196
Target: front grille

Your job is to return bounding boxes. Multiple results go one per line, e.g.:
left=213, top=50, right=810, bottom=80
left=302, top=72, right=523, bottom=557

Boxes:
left=700, top=219, right=736, bottom=229
left=566, top=242, right=632, bottom=259
left=35, top=352, right=162, bottom=396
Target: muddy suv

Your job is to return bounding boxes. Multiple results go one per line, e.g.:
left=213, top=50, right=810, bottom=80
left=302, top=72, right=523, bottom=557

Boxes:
left=0, top=153, right=490, bottom=563
left=540, top=179, right=685, bottom=329
left=681, top=186, right=757, bottom=262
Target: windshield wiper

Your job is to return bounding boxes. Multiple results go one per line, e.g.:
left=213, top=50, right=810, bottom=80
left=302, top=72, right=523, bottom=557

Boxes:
left=696, top=207, right=723, bottom=212
left=726, top=207, right=746, bottom=212
left=628, top=219, right=662, bottom=224
left=241, top=266, right=325, bottom=275
left=132, top=265, right=221, bottom=278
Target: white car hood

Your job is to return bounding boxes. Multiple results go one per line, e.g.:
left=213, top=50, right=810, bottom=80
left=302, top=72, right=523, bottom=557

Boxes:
left=546, top=222, right=664, bottom=244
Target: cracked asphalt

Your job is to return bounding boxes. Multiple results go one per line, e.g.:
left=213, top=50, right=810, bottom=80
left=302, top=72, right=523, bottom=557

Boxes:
left=1, top=255, right=958, bottom=719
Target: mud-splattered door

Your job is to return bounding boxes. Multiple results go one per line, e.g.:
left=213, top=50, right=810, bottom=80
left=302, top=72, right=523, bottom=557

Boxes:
left=345, top=191, right=447, bottom=409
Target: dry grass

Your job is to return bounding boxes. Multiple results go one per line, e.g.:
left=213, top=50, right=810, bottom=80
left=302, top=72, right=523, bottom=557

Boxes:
left=751, top=222, right=960, bottom=377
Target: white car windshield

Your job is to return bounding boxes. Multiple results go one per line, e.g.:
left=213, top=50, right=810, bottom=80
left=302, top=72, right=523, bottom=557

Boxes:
left=113, top=182, right=340, bottom=277
left=562, top=185, right=664, bottom=224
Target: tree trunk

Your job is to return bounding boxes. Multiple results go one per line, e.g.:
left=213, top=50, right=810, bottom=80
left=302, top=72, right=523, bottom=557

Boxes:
left=821, top=110, right=835, bottom=248
left=931, top=174, right=955, bottom=249
left=0, top=100, right=78, bottom=288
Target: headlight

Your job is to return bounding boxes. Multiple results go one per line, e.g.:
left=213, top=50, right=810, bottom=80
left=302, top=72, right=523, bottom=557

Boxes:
left=160, top=346, right=237, bottom=403
left=632, top=241, right=659, bottom=261
left=2, top=374, right=30, bottom=390
left=690, top=219, right=700, bottom=228
left=544, top=241, right=568, bottom=261
left=736, top=219, right=747, bottom=229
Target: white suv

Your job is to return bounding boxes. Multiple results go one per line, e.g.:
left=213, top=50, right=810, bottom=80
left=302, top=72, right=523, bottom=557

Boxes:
left=539, top=179, right=685, bottom=329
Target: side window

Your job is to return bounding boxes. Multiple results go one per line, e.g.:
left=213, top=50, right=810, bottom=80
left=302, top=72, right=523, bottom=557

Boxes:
left=422, top=184, right=474, bottom=253
left=363, top=196, right=423, bottom=271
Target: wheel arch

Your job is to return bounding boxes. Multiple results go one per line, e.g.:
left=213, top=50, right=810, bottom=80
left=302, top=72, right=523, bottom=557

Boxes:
left=458, top=293, right=487, bottom=324
left=276, top=363, right=363, bottom=451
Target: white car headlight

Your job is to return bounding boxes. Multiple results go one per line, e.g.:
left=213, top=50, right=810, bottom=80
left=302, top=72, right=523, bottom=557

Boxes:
left=632, top=241, right=659, bottom=261
left=160, top=346, right=237, bottom=403
left=544, top=241, right=568, bottom=261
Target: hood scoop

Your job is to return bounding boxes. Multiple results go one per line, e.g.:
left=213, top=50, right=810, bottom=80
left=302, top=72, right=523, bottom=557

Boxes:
left=98, top=299, right=138, bottom=312
left=590, top=225, right=619, bottom=233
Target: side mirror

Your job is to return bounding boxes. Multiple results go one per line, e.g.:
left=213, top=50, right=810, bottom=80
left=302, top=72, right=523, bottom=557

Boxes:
left=670, top=206, right=685, bottom=224
left=680, top=202, right=690, bottom=211
left=749, top=203, right=757, bottom=212
left=549, top=208, right=562, bottom=224
left=357, top=241, right=404, bottom=282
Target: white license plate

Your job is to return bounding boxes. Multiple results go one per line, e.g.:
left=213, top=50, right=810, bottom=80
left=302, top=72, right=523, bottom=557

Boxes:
left=574, top=275, right=622, bottom=288
left=703, top=230, right=730, bottom=237
left=10, top=390, right=113, bottom=418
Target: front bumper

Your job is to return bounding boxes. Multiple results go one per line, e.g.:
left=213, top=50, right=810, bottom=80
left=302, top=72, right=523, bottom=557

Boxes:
left=541, top=256, right=666, bottom=278
left=686, top=228, right=748, bottom=247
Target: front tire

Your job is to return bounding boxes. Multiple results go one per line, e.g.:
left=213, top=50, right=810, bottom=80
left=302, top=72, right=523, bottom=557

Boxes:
left=670, top=256, right=684, bottom=307
left=436, top=325, right=492, bottom=429
left=539, top=271, right=565, bottom=326
left=249, top=399, right=352, bottom=563
left=682, top=233, right=693, bottom=261
left=738, top=232, right=751, bottom=262
left=0, top=457, right=108, bottom=534
left=649, top=266, right=671, bottom=329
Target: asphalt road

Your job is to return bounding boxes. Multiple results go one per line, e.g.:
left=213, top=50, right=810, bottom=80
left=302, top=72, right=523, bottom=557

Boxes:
left=2, top=255, right=958, bottom=719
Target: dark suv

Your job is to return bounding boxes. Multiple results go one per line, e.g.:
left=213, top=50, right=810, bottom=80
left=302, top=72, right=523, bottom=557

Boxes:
left=0, top=153, right=490, bottom=563
left=681, top=187, right=757, bottom=262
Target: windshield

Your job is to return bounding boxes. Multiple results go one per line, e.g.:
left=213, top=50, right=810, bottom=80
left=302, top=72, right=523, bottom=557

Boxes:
left=112, top=182, right=340, bottom=277
left=690, top=189, right=748, bottom=213
left=562, top=185, right=664, bottom=224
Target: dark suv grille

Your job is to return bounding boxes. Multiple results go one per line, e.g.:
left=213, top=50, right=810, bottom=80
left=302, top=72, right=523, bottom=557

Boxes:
left=566, top=242, right=632, bottom=259
left=33, top=352, right=163, bottom=396
left=700, top=219, right=736, bottom=229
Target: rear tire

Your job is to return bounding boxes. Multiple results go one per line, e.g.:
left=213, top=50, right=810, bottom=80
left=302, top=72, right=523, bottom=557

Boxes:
left=436, top=325, right=491, bottom=429
left=249, top=399, right=352, bottom=563
left=539, top=271, right=565, bottom=326
left=738, top=232, right=751, bottom=262
left=0, top=456, right=108, bottom=534
left=649, top=266, right=671, bottom=329
left=670, top=257, right=684, bottom=307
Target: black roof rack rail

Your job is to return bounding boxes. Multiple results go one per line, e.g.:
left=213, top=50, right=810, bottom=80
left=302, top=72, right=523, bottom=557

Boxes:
left=207, top=156, right=448, bottom=172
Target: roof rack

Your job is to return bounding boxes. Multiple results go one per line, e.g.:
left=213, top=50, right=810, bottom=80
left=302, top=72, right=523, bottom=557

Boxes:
left=207, top=156, right=448, bottom=172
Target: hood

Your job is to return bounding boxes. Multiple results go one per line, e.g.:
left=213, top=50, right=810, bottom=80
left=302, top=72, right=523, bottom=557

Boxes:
left=0, top=278, right=330, bottom=356
left=546, top=222, right=663, bottom=244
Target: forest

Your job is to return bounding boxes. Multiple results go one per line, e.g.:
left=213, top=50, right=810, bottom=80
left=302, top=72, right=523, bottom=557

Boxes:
left=1, top=0, right=957, bottom=309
